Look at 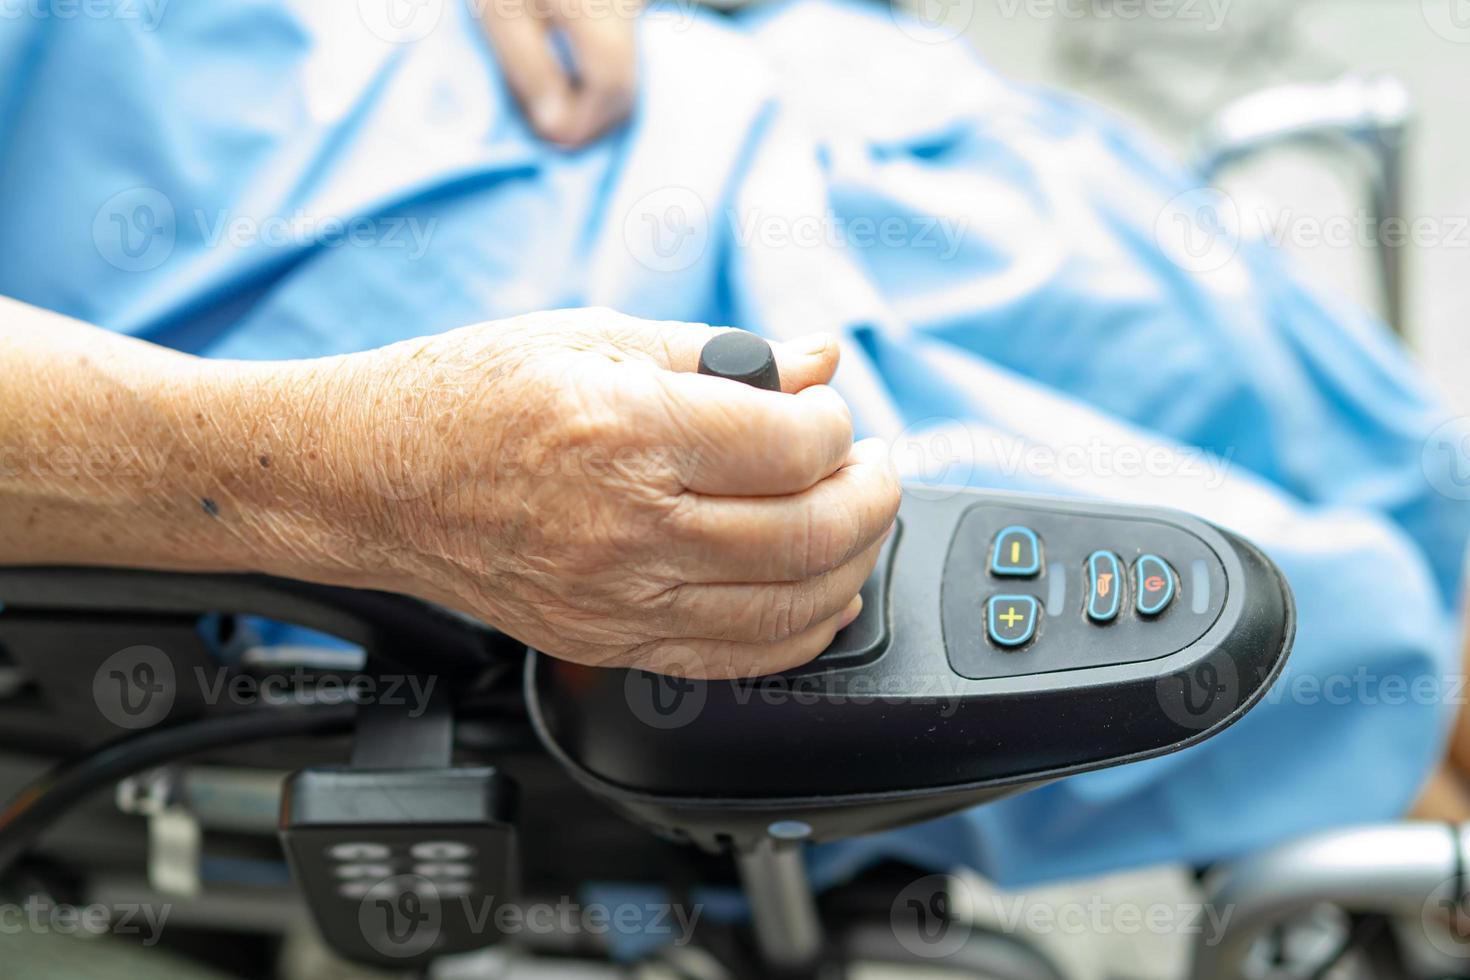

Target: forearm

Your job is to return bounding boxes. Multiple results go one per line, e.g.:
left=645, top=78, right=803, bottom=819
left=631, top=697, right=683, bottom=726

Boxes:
left=0, top=297, right=365, bottom=582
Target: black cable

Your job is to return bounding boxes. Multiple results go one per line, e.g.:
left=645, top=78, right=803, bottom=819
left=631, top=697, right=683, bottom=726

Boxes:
left=1304, top=912, right=1391, bottom=980
left=0, top=702, right=356, bottom=876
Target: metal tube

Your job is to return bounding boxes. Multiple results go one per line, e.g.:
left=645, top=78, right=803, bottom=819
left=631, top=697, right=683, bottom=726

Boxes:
left=736, top=838, right=824, bottom=970
left=1189, top=822, right=1465, bottom=980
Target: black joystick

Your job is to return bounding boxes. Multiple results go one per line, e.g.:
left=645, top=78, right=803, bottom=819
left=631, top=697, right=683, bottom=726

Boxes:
left=698, top=331, right=781, bottom=392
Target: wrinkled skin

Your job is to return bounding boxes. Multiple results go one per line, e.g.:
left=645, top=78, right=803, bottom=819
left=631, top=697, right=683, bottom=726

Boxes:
left=1, top=303, right=899, bottom=680
left=313, top=309, right=900, bottom=678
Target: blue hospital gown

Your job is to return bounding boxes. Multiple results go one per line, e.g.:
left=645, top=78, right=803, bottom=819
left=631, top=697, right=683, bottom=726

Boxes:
left=1, top=0, right=1467, bottom=888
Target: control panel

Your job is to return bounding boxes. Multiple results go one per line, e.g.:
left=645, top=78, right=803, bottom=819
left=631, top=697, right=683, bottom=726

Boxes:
left=526, top=332, right=1294, bottom=852
left=942, top=503, right=1227, bottom=679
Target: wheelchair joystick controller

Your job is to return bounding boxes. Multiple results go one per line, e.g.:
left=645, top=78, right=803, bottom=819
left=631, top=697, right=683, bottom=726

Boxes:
left=524, top=330, right=1295, bottom=972
left=697, top=329, right=782, bottom=391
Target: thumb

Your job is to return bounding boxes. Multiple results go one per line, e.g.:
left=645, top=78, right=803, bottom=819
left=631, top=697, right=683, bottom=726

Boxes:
left=649, top=322, right=841, bottom=393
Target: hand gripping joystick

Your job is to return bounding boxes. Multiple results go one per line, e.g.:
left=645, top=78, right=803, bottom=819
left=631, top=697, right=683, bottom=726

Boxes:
left=530, top=329, right=1295, bottom=973
left=700, top=329, right=825, bottom=970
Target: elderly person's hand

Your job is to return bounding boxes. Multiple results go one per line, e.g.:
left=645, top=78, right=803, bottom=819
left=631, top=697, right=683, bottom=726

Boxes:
left=477, top=0, right=639, bottom=146
left=1, top=302, right=899, bottom=679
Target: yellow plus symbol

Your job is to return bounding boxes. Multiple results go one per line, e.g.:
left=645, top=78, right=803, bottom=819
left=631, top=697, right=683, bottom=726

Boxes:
left=999, top=606, right=1024, bottom=628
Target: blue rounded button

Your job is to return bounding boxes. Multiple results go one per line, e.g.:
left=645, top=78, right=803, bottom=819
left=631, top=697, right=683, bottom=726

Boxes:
left=990, top=526, right=1041, bottom=577
left=1135, top=555, right=1175, bottom=616
left=987, top=594, right=1039, bottom=648
left=1086, top=551, right=1123, bottom=623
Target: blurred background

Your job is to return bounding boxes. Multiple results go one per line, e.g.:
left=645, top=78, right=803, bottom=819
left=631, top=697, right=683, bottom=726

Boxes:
left=3, top=3, right=1468, bottom=979
left=907, top=0, right=1470, bottom=408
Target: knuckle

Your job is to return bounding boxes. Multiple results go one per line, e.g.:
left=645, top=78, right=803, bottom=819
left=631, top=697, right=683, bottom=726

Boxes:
left=654, top=491, right=707, bottom=545
left=556, top=402, right=624, bottom=451
left=776, top=440, right=827, bottom=489
left=757, top=586, right=820, bottom=644
left=809, top=386, right=853, bottom=435
left=555, top=521, right=633, bottom=578
left=794, top=502, right=857, bottom=575
left=640, top=583, right=688, bottom=634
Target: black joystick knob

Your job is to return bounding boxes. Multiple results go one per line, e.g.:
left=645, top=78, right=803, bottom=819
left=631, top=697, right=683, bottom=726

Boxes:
left=698, top=331, right=781, bottom=392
